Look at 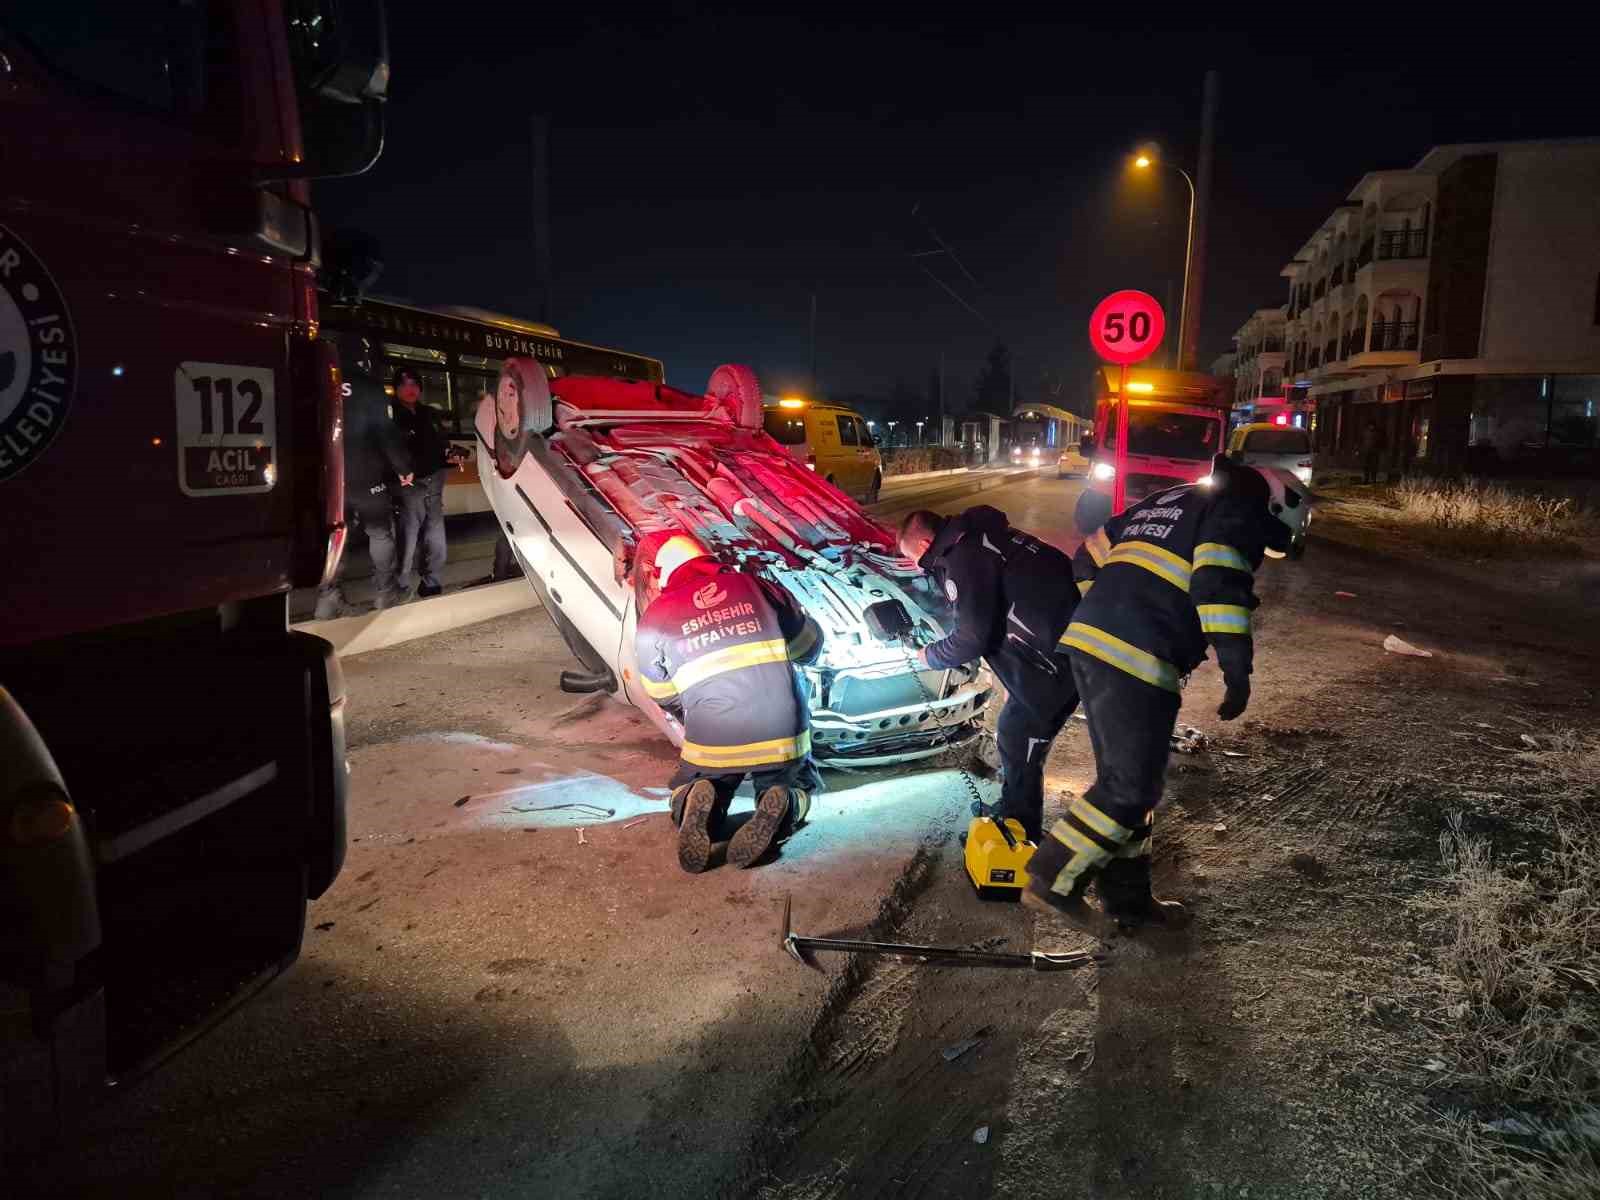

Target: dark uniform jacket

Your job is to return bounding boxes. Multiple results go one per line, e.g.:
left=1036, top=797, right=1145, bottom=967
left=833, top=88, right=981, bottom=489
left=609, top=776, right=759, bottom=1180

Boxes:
left=918, top=506, right=1079, bottom=688
left=392, top=401, right=453, bottom=477
left=345, top=373, right=412, bottom=496
left=636, top=559, right=822, bottom=773
left=1066, top=481, right=1266, bottom=693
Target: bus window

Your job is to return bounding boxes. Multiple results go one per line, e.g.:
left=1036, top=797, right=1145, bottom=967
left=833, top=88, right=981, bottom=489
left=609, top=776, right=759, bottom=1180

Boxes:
left=452, top=372, right=496, bottom=434
left=385, top=365, right=452, bottom=429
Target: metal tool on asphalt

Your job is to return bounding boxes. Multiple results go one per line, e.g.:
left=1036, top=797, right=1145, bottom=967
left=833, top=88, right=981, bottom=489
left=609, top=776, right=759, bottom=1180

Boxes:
left=780, top=896, right=1100, bottom=972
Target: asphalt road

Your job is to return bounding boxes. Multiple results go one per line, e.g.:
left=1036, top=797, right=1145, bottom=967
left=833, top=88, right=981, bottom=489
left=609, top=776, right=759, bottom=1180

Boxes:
left=16, top=472, right=1089, bottom=1199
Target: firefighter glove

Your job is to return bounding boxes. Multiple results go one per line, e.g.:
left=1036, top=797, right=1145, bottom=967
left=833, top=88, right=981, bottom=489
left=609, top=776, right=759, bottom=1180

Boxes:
left=1217, top=679, right=1250, bottom=722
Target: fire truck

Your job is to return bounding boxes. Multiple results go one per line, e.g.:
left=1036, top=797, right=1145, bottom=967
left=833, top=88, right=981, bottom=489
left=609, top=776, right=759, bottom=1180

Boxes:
left=1, top=3, right=388, bottom=1151
left=1074, top=367, right=1232, bottom=533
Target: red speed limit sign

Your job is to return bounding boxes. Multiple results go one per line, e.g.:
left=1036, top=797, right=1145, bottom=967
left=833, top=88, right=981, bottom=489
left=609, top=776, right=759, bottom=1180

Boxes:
left=1088, top=290, right=1165, bottom=365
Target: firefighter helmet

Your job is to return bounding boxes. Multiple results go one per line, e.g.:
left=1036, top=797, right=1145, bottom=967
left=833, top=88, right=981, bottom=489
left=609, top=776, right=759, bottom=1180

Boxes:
left=654, top=534, right=710, bottom=588
left=1255, top=467, right=1309, bottom=557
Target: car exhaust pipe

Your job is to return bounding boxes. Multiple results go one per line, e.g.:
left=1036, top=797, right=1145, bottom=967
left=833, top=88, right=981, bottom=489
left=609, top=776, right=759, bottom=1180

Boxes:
left=559, top=669, right=614, bottom=694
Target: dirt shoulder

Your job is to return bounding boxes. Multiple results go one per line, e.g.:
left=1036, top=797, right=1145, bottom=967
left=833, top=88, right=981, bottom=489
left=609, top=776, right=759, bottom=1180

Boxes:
left=736, top=524, right=1600, bottom=1199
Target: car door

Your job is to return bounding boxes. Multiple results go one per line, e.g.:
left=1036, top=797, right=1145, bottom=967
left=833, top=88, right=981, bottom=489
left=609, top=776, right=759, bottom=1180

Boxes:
left=852, top=417, right=878, bottom=496
left=832, top=413, right=862, bottom=494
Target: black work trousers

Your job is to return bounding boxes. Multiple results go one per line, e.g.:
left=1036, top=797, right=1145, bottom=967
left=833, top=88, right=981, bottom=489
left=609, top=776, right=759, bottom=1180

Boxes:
left=992, top=654, right=1080, bottom=843
left=1068, top=648, right=1181, bottom=831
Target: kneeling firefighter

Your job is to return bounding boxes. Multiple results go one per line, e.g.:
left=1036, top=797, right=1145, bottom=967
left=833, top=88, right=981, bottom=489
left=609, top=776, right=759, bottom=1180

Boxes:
left=632, top=533, right=824, bottom=873
left=1025, top=457, right=1309, bottom=936
left=898, top=506, right=1080, bottom=844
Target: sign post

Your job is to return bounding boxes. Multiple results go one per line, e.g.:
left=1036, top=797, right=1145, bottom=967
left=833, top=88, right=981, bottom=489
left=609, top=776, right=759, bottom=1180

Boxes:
left=1088, top=290, right=1166, bottom=513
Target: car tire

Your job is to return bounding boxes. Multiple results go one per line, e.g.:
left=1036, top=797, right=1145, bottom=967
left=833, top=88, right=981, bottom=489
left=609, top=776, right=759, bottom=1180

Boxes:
left=1288, top=533, right=1306, bottom=560
left=865, top=472, right=881, bottom=504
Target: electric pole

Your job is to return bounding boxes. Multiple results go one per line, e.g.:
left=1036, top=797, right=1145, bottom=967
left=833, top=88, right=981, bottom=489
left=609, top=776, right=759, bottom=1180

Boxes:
left=1180, top=71, right=1219, bottom=370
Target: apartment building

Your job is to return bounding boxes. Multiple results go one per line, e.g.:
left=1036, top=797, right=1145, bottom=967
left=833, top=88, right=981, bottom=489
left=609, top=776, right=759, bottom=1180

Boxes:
left=1279, top=139, right=1600, bottom=475
left=1228, top=308, right=1288, bottom=419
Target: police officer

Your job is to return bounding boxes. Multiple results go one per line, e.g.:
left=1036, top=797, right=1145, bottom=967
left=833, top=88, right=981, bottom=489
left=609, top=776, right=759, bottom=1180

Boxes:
left=633, top=533, right=824, bottom=874
left=897, top=505, right=1080, bottom=844
left=390, top=367, right=467, bottom=599
left=315, top=335, right=413, bottom=619
left=1023, top=457, right=1309, bottom=937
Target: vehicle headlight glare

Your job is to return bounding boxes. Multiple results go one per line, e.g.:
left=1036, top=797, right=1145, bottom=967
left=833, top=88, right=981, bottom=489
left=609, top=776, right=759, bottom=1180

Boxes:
left=1090, top=462, right=1116, bottom=481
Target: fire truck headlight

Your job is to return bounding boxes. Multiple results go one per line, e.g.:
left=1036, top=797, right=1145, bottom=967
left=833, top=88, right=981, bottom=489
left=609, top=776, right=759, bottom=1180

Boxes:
left=1090, top=462, right=1116, bottom=482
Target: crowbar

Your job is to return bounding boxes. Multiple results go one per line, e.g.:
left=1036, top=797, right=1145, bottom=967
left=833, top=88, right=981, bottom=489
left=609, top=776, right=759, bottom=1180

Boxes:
left=780, top=896, right=1100, bottom=973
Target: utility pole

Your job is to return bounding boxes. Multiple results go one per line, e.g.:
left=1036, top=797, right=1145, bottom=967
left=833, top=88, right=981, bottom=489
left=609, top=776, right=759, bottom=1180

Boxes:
left=1180, top=70, right=1219, bottom=370
left=531, top=114, right=553, bottom=325
left=808, top=289, right=817, bottom=398
left=938, top=351, right=946, bottom=448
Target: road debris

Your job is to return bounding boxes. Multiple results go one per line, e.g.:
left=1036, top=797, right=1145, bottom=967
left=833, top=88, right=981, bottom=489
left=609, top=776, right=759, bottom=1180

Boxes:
left=506, top=801, right=617, bottom=819
left=1335, top=590, right=1357, bottom=598
left=453, top=794, right=472, bottom=808
left=1519, top=733, right=1541, bottom=749
left=621, top=816, right=648, bottom=831
left=1212, top=823, right=1228, bottom=838
left=972, top=1126, right=990, bottom=1145
left=314, top=921, right=335, bottom=931
left=942, top=1029, right=991, bottom=1063
left=1382, top=634, right=1434, bottom=658
left=577, top=828, right=588, bottom=845
left=1171, top=724, right=1209, bottom=753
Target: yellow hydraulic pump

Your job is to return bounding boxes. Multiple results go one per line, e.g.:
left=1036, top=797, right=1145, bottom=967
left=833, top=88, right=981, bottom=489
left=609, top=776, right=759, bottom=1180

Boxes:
left=963, top=815, right=1035, bottom=899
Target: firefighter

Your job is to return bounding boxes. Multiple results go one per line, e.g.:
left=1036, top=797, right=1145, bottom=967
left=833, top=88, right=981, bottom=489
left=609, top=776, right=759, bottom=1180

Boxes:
left=633, top=533, right=824, bottom=873
left=1023, top=457, right=1309, bottom=937
left=897, top=506, right=1080, bottom=844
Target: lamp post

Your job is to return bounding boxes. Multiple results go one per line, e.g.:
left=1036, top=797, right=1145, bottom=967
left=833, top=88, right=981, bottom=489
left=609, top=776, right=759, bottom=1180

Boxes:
left=916, top=419, right=926, bottom=446
left=1133, top=150, right=1196, bottom=371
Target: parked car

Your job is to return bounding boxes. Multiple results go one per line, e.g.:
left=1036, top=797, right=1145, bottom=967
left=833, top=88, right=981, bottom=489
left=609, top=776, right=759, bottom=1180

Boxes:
left=476, top=362, right=992, bottom=766
left=1057, top=440, right=1092, bottom=478
left=1227, top=422, right=1314, bottom=487
left=762, top=398, right=883, bottom=503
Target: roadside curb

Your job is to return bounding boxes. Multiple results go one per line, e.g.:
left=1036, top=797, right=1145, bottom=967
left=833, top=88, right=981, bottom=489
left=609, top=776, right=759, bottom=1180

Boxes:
left=293, top=579, right=540, bottom=656
left=869, top=466, right=1042, bottom=513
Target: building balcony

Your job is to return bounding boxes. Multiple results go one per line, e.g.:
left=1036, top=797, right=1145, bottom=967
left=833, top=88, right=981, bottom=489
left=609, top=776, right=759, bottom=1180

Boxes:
left=1377, top=229, right=1428, bottom=260
left=1257, top=349, right=1286, bottom=370
left=1369, top=320, right=1419, bottom=352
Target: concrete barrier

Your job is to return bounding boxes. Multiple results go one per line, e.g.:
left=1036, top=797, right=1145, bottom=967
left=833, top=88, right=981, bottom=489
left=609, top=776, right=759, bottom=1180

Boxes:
left=294, top=579, right=540, bottom=656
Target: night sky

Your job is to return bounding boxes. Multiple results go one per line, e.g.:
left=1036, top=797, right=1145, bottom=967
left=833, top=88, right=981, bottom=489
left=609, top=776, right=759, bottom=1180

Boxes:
left=321, top=7, right=1595, bottom=413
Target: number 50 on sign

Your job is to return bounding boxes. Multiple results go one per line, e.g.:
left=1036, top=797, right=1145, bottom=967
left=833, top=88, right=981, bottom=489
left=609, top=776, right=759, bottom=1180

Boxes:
left=1088, top=290, right=1165, bottom=366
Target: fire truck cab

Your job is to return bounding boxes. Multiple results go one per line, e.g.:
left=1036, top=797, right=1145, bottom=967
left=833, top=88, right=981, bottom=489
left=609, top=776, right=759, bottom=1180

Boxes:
left=2, top=1, right=388, bottom=1154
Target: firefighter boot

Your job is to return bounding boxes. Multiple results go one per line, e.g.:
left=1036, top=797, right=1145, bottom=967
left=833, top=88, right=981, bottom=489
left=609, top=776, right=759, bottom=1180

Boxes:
left=676, top=780, right=720, bottom=874
left=669, top=784, right=693, bottom=828
left=1020, top=830, right=1117, bottom=940
left=727, top=785, right=792, bottom=869
left=1096, top=855, right=1191, bottom=931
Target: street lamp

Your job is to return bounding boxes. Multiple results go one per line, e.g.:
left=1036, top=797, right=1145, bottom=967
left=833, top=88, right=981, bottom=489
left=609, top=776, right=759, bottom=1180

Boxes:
left=1132, top=147, right=1196, bottom=370
left=916, top=419, right=926, bottom=446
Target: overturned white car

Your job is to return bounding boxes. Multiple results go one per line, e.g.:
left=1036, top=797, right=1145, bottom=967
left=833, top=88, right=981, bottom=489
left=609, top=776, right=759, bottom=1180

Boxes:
left=474, top=361, right=992, bottom=766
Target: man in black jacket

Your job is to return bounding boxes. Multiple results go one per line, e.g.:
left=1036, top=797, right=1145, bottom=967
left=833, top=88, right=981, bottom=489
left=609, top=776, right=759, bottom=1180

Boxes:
left=898, top=506, right=1080, bottom=844
left=316, top=335, right=413, bottom=619
left=390, top=367, right=466, bottom=598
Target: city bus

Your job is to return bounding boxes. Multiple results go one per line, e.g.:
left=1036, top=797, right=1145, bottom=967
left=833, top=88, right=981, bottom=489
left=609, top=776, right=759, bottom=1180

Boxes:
left=317, top=295, right=666, bottom=514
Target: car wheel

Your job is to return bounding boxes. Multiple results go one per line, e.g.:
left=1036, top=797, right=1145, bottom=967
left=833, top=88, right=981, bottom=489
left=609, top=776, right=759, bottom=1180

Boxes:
left=865, top=472, right=881, bottom=504
left=1288, top=533, right=1307, bottom=560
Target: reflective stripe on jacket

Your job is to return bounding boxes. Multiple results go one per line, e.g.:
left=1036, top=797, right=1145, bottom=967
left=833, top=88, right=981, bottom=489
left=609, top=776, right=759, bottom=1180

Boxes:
left=1066, top=482, right=1267, bottom=691
left=635, top=559, right=821, bottom=770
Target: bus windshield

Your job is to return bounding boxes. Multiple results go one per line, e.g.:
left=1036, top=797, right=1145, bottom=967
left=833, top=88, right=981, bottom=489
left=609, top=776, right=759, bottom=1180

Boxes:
left=1109, top=410, right=1222, bottom=460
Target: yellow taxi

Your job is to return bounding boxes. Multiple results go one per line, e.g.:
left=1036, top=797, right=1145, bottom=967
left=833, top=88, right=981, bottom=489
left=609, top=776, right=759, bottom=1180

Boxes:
left=762, top=398, right=884, bottom=503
